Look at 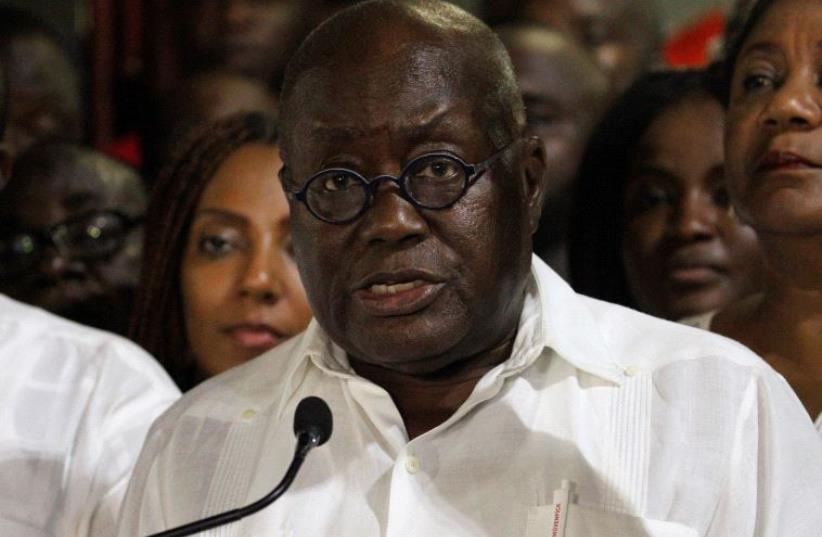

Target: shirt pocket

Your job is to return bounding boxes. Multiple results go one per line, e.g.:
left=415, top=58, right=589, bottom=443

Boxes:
left=525, top=503, right=698, bottom=537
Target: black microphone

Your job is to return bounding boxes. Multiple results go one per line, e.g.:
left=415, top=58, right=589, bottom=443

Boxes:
left=147, top=396, right=333, bottom=537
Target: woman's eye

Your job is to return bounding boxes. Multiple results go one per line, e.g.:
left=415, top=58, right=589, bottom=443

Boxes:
left=741, top=73, right=774, bottom=92
left=197, top=234, right=240, bottom=256
left=627, top=185, right=673, bottom=214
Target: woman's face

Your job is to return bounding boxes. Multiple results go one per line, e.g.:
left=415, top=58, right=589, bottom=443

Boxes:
left=622, top=97, right=763, bottom=320
left=725, top=0, right=822, bottom=236
left=181, top=143, right=312, bottom=378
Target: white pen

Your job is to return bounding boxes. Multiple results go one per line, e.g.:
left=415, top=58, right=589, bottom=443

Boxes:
left=551, top=479, right=572, bottom=537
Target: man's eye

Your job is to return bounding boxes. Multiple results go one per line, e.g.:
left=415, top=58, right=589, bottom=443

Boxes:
left=415, top=158, right=460, bottom=180
left=322, top=173, right=356, bottom=192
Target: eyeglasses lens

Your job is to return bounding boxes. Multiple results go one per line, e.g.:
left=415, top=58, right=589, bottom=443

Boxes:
left=0, top=213, right=129, bottom=276
left=0, top=235, right=38, bottom=276
left=306, top=171, right=368, bottom=223
left=57, top=213, right=127, bottom=259
left=404, top=155, right=467, bottom=208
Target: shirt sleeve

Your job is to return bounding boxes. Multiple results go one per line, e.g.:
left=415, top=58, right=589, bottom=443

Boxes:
left=64, top=339, right=179, bottom=537
left=707, top=369, right=822, bottom=536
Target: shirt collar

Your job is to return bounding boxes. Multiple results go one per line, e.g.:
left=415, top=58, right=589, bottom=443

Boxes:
left=297, top=254, right=624, bottom=386
left=529, top=255, right=624, bottom=384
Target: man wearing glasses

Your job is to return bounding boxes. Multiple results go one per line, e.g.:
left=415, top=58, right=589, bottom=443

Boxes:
left=0, top=141, right=145, bottom=335
left=120, top=2, right=822, bottom=536
left=0, top=68, right=179, bottom=535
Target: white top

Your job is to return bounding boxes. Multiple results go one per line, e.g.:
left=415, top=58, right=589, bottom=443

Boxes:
left=118, top=257, right=822, bottom=537
left=0, top=295, right=180, bottom=537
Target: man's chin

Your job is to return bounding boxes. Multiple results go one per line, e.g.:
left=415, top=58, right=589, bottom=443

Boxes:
left=345, top=329, right=471, bottom=375
left=51, top=289, right=135, bottom=336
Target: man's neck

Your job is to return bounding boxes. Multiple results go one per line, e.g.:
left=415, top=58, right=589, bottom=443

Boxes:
left=349, top=333, right=517, bottom=440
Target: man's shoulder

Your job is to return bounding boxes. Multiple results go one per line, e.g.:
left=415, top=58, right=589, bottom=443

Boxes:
left=578, top=294, right=769, bottom=374
left=151, top=332, right=311, bottom=429
left=0, top=294, right=177, bottom=392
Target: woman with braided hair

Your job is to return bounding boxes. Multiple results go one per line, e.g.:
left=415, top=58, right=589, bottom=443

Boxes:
left=131, top=112, right=311, bottom=390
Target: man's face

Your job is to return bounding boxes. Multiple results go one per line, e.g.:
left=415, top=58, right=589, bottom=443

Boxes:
left=505, top=30, right=609, bottom=197
left=4, top=35, right=83, bottom=155
left=283, top=42, right=544, bottom=375
left=0, top=157, right=144, bottom=316
left=520, top=0, right=657, bottom=93
left=181, top=0, right=307, bottom=82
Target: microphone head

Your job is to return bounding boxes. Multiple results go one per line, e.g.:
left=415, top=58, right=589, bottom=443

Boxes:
left=293, top=396, right=333, bottom=447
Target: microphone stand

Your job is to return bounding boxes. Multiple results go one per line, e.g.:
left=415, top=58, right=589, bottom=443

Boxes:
left=147, top=432, right=319, bottom=537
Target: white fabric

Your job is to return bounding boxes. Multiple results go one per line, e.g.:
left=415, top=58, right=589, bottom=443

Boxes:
left=680, top=312, right=822, bottom=438
left=0, top=295, right=179, bottom=537
left=118, top=257, right=822, bottom=537
left=678, top=311, right=716, bottom=330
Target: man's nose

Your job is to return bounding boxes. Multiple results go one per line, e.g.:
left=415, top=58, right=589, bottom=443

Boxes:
left=668, top=191, right=719, bottom=241
left=358, top=182, right=429, bottom=246
left=37, top=247, right=85, bottom=280
left=760, top=73, right=822, bottom=131
left=238, top=242, right=284, bottom=304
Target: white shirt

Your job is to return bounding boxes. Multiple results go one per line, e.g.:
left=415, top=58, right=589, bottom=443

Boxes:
left=118, top=257, right=822, bottom=537
left=0, top=295, right=179, bottom=537
left=681, top=310, right=822, bottom=436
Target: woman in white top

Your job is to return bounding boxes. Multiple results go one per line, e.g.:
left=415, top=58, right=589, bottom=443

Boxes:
left=707, top=0, right=822, bottom=433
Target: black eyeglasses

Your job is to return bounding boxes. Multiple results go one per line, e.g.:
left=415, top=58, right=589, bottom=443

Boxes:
left=0, top=210, right=143, bottom=277
left=288, top=140, right=520, bottom=224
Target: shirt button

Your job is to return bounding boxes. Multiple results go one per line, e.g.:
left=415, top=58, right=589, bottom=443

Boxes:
left=404, top=455, right=421, bottom=474
left=624, top=366, right=641, bottom=377
left=240, top=409, right=257, bottom=422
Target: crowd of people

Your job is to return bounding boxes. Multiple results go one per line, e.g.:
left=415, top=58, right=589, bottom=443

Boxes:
left=0, top=0, right=819, bottom=535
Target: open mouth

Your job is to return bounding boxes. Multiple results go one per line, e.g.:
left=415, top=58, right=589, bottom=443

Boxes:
left=354, top=277, right=446, bottom=317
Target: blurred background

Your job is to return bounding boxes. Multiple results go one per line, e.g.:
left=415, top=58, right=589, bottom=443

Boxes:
left=0, top=0, right=736, bottom=154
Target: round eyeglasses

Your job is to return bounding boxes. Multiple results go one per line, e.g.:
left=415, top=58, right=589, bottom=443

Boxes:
left=0, top=210, right=143, bottom=278
left=288, top=140, right=519, bottom=224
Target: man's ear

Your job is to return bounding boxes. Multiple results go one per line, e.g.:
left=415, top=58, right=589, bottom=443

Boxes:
left=0, top=144, right=11, bottom=190
left=520, top=136, right=547, bottom=235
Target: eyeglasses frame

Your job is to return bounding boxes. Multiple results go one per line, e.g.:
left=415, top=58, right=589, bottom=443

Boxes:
left=0, top=209, right=144, bottom=271
left=288, top=139, right=520, bottom=224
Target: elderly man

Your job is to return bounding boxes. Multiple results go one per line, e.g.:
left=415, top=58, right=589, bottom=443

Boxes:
left=118, top=2, right=822, bottom=536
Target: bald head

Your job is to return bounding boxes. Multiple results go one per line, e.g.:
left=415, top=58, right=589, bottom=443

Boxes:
left=4, top=142, right=146, bottom=216
left=280, top=0, right=524, bottom=159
